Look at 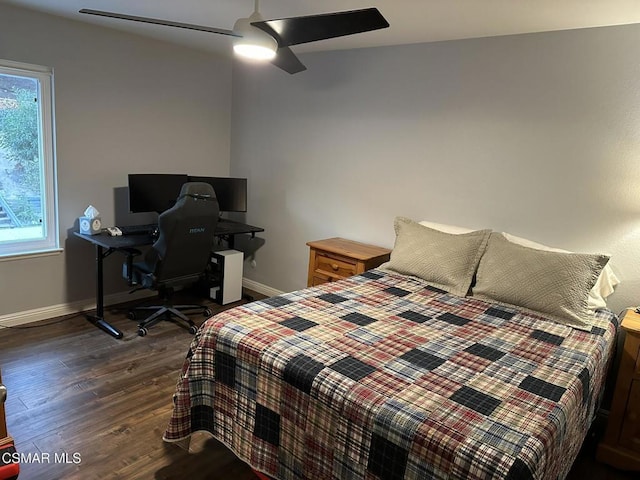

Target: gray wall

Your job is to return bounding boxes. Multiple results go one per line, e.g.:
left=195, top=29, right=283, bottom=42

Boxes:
left=232, top=24, right=640, bottom=314
left=0, top=4, right=232, bottom=316
left=2, top=3, right=639, bottom=319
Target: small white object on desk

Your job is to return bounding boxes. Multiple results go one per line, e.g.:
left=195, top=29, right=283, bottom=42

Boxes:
left=106, top=227, right=122, bottom=236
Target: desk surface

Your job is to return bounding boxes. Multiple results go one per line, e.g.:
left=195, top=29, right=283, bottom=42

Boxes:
left=74, top=231, right=152, bottom=249
left=215, top=218, right=264, bottom=236
left=74, top=219, right=264, bottom=248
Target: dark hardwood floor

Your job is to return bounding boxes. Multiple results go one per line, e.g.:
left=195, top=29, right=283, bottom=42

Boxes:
left=0, top=291, right=636, bottom=480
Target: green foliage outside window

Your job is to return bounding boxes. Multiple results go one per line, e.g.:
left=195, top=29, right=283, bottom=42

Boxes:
left=0, top=86, right=42, bottom=225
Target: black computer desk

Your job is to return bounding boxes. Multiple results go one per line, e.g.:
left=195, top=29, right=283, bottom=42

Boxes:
left=74, top=219, right=264, bottom=339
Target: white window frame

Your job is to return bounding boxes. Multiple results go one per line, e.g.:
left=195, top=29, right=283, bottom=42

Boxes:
left=0, top=59, right=60, bottom=259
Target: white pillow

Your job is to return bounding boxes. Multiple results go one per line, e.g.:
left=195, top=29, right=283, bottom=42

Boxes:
left=501, top=232, right=619, bottom=311
left=418, top=220, right=474, bottom=235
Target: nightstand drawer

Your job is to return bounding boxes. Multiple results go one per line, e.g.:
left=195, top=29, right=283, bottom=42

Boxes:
left=310, top=274, right=330, bottom=287
left=635, top=337, right=640, bottom=377
left=620, top=380, right=640, bottom=453
left=597, top=309, right=640, bottom=470
left=627, top=327, right=640, bottom=378
left=314, top=252, right=357, bottom=279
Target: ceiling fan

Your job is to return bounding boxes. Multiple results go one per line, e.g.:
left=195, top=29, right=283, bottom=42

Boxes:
left=79, top=1, right=389, bottom=74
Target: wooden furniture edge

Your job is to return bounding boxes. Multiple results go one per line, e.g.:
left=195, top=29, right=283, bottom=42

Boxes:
left=306, top=237, right=391, bottom=260
left=595, top=308, right=640, bottom=470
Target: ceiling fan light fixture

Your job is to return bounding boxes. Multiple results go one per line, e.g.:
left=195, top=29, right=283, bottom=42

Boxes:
left=232, top=14, right=277, bottom=61
left=233, top=41, right=277, bottom=60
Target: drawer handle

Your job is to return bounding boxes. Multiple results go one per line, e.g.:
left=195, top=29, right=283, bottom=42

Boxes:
left=331, top=263, right=339, bottom=271
left=0, top=384, right=6, bottom=403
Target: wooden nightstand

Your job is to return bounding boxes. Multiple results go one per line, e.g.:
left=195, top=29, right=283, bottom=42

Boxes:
left=596, top=308, right=640, bottom=470
left=306, top=237, right=391, bottom=287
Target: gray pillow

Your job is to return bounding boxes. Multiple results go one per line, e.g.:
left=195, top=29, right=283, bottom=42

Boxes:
left=385, top=217, right=491, bottom=297
left=472, top=233, right=610, bottom=328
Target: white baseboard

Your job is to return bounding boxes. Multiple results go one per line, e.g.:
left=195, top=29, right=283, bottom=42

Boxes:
left=0, top=290, right=154, bottom=328
left=242, top=278, right=284, bottom=298
left=0, top=278, right=283, bottom=328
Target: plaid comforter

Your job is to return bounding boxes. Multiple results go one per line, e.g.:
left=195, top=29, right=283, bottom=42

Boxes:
left=164, top=270, right=618, bottom=480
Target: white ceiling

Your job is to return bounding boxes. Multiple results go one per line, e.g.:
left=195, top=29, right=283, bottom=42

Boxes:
left=4, top=0, right=640, bottom=56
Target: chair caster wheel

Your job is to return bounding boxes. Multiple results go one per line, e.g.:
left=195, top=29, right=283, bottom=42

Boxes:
left=127, top=311, right=137, bottom=320
left=138, top=327, right=148, bottom=337
left=203, top=308, right=212, bottom=317
left=188, top=325, right=198, bottom=335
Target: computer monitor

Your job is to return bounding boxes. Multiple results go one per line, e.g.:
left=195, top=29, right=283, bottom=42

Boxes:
left=128, top=173, right=189, bottom=213
left=188, top=176, right=247, bottom=212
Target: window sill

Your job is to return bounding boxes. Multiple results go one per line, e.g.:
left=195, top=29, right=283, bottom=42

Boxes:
left=0, top=248, right=63, bottom=262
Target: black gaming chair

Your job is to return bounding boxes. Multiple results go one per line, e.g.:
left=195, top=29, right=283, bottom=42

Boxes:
left=124, top=182, right=219, bottom=336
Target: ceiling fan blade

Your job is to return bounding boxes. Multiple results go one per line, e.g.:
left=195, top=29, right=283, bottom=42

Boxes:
left=271, top=47, right=307, bottom=74
left=251, top=8, right=389, bottom=48
left=79, top=9, right=239, bottom=37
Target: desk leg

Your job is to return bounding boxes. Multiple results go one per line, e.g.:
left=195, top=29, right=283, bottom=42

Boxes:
left=85, top=244, right=123, bottom=339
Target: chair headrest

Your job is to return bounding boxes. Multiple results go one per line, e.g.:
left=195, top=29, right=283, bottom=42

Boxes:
left=177, top=182, right=216, bottom=201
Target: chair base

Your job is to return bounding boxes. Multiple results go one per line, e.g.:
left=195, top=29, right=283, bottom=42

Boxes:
left=128, top=303, right=212, bottom=336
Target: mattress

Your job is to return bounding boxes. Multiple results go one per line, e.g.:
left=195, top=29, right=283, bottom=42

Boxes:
left=163, top=269, right=618, bottom=480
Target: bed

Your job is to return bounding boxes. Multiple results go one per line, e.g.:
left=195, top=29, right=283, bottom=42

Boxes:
left=163, top=218, right=620, bottom=480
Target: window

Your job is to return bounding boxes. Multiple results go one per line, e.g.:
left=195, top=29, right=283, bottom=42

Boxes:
left=0, top=59, right=58, bottom=258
